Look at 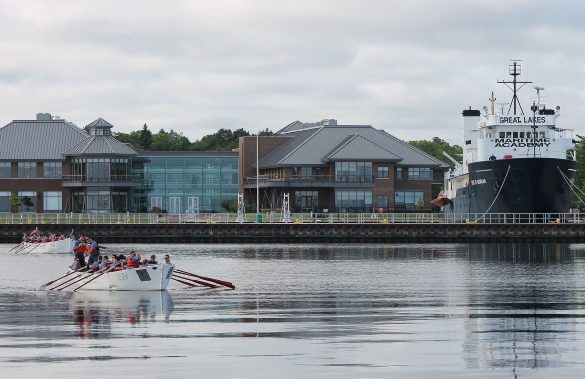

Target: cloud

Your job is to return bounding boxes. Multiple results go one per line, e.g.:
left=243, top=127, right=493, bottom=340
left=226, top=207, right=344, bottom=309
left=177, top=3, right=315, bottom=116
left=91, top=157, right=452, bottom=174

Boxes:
left=0, top=0, right=584, bottom=144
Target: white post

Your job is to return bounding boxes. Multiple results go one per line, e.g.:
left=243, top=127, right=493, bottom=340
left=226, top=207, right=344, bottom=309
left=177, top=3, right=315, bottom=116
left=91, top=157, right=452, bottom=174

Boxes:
left=282, top=193, right=291, bottom=223
left=236, top=193, right=245, bottom=223
left=256, top=134, right=261, bottom=223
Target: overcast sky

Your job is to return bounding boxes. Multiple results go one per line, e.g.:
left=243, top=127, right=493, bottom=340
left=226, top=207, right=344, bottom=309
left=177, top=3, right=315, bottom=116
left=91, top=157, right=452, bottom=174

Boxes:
left=1, top=0, right=584, bottom=144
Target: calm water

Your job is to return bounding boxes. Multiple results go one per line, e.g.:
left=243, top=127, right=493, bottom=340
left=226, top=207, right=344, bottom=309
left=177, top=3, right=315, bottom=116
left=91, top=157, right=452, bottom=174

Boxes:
left=0, top=243, right=585, bottom=378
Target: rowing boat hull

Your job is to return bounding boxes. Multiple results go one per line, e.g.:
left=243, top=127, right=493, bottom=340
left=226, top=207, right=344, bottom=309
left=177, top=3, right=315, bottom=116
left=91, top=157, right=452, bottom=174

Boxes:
left=78, top=264, right=174, bottom=291
left=22, top=238, right=74, bottom=254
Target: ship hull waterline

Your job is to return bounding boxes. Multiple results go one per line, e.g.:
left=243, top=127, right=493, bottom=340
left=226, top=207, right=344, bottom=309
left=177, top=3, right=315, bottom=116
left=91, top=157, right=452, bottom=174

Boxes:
left=444, top=158, right=576, bottom=215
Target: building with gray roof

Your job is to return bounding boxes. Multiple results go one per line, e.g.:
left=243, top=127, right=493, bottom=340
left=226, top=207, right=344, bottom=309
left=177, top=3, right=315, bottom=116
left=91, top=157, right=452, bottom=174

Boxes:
left=0, top=113, right=238, bottom=214
left=0, top=113, right=140, bottom=213
left=239, top=119, right=448, bottom=213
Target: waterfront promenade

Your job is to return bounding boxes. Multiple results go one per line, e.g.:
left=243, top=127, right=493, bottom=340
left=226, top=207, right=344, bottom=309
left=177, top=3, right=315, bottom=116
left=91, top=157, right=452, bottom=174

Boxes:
left=0, top=212, right=584, bottom=243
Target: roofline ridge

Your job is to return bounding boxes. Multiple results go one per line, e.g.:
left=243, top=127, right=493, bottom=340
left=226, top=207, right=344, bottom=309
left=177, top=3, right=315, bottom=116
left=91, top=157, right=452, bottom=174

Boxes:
left=354, top=134, right=403, bottom=159
left=377, top=129, right=446, bottom=166
left=280, top=125, right=322, bottom=135
left=326, top=133, right=403, bottom=161
left=277, top=127, right=324, bottom=164
left=325, top=134, right=359, bottom=158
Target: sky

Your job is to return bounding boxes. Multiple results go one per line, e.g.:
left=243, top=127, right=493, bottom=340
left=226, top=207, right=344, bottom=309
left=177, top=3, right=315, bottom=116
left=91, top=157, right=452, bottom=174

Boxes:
left=1, top=0, right=584, bottom=145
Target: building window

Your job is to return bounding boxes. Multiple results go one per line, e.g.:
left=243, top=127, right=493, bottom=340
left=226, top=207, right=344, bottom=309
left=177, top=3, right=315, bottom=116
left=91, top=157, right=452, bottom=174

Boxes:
left=18, top=162, right=36, bottom=178
left=0, top=191, right=10, bottom=212
left=335, top=162, right=372, bottom=182
left=377, top=166, right=389, bottom=178
left=43, top=162, right=62, bottom=179
left=408, top=167, right=433, bottom=180
left=377, top=195, right=389, bottom=210
left=43, top=191, right=62, bottom=212
left=295, top=191, right=319, bottom=212
left=396, top=167, right=403, bottom=179
left=395, top=191, right=424, bottom=209
left=0, top=162, right=10, bottom=178
left=150, top=197, right=163, bottom=212
left=18, top=191, right=36, bottom=212
left=335, top=191, right=372, bottom=212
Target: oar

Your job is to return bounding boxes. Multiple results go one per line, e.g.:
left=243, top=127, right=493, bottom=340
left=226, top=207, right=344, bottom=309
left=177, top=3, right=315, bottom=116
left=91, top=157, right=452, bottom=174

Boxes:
left=171, top=274, right=219, bottom=289
left=49, top=271, right=92, bottom=291
left=14, top=242, right=34, bottom=254
left=73, top=266, right=115, bottom=292
left=43, top=267, right=88, bottom=287
left=21, top=243, right=42, bottom=255
left=7, top=242, right=24, bottom=253
left=174, top=269, right=235, bottom=289
left=171, top=276, right=202, bottom=288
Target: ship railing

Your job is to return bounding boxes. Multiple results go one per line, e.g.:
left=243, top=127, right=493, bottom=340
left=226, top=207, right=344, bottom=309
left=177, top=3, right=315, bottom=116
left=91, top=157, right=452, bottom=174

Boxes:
left=0, top=212, right=583, bottom=225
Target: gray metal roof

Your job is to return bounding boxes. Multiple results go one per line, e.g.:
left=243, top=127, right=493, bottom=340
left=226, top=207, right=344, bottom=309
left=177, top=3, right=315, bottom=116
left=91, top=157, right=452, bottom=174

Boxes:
left=85, top=118, right=113, bottom=129
left=259, top=124, right=448, bottom=168
left=63, top=135, right=138, bottom=156
left=0, top=120, right=88, bottom=160
left=325, top=134, right=402, bottom=162
left=257, top=128, right=320, bottom=167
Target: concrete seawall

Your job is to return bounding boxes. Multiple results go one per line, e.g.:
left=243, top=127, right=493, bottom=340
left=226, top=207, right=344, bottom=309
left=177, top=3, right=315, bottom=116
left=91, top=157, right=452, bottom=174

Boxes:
left=1, top=223, right=584, bottom=243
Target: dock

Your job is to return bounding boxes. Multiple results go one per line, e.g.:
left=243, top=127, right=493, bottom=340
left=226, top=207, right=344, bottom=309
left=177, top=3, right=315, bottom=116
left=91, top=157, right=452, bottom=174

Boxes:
left=0, top=222, right=584, bottom=243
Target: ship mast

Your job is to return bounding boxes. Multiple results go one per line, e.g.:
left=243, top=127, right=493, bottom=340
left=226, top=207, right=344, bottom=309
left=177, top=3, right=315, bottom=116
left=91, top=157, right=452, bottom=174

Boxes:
left=497, top=60, right=532, bottom=115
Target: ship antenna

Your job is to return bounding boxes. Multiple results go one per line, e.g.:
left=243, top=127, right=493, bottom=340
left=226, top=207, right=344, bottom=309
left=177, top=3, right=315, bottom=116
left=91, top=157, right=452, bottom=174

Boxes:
left=530, top=101, right=538, bottom=158
left=497, top=60, right=532, bottom=115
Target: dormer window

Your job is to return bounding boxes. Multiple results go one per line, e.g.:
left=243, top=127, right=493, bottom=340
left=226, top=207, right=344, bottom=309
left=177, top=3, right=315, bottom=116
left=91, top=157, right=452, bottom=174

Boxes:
left=85, top=118, right=113, bottom=136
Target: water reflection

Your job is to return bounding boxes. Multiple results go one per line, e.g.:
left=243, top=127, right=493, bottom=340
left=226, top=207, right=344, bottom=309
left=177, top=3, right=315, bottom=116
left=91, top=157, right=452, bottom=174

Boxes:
left=69, top=291, right=174, bottom=338
left=461, top=243, right=575, bottom=375
left=466, top=243, right=571, bottom=263
left=1, top=242, right=585, bottom=377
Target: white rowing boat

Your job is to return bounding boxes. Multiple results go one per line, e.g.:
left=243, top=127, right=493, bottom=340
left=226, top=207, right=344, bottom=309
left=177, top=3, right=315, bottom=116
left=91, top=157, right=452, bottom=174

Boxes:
left=52, top=263, right=175, bottom=291
left=20, top=238, right=74, bottom=254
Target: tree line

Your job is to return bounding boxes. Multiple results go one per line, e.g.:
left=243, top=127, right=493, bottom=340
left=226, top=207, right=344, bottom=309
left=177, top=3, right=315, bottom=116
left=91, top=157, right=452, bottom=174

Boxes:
left=114, top=124, right=273, bottom=152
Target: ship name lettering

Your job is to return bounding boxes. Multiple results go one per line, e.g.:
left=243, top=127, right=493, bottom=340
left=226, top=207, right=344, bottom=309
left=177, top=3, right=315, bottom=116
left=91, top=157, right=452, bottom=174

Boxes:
left=471, top=179, right=487, bottom=185
left=498, top=116, right=546, bottom=124
left=494, top=138, right=551, bottom=148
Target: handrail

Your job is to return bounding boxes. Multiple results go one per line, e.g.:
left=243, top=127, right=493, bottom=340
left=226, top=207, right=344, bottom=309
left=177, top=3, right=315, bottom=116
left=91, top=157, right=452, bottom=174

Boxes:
left=0, top=212, right=582, bottom=225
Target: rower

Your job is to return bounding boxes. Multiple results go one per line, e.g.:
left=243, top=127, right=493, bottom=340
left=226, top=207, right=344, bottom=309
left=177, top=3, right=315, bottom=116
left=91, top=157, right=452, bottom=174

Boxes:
left=73, top=241, right=87, bottom=267
left=126, top=251, right=141, bottom=268
left=69, top=258, right=81, bottom=271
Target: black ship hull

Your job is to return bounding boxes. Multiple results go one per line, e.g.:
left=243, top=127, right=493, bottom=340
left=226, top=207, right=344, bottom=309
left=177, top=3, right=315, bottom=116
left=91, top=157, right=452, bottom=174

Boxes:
left=444, top=158, right=576, bottom=214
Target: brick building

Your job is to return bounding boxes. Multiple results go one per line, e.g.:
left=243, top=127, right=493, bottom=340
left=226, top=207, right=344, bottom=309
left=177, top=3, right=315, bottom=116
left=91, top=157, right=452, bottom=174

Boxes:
left=239, top=119, right=448, bottom=213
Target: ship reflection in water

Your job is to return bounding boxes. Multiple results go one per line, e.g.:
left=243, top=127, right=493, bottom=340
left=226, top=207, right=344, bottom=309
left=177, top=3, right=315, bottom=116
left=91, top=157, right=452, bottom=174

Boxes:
left=69, top=291, right=174, bottom=339
left=1, top=242, right=584, bottom=377
left=463, top=243, right=575, bottom=374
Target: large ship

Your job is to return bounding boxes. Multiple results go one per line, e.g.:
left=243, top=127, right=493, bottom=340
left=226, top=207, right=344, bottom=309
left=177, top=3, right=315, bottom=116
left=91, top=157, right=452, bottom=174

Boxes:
left=440, top=61, right=577, bottom=215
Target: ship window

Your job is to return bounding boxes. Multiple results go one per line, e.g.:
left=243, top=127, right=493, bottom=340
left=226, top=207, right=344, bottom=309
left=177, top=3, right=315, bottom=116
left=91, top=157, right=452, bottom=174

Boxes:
left=520, top=132, right=525, bottom=138
left=499, top=132, right=505, bottom=138
left=505, top=132, right=511, bottom=138
left=527, top=132, right=531, bottom=138
left=540, top=132, right=546, bottom=138
left=513, top=132, right=518, bottom=138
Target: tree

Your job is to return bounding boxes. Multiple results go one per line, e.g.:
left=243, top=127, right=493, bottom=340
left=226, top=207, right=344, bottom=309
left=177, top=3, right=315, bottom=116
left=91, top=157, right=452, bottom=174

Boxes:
left=221, top=199, right=238, bottom=213
left=258, top=128, right=274, bottom=136
left=113, top=130, right=141, bottom=149
left=408, top=137, right=463, bottom=168
left=139, top=123, right=153, bottom=150
left=9, top=193, right=19, bottom=213
left=191, top=128, right=250, bottom=151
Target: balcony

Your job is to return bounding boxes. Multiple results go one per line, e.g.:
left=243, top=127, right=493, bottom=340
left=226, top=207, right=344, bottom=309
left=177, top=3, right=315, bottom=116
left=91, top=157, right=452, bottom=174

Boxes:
left=243, top=175, right=374, bottom=189
left=62, top=174, right=142, bottom=187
